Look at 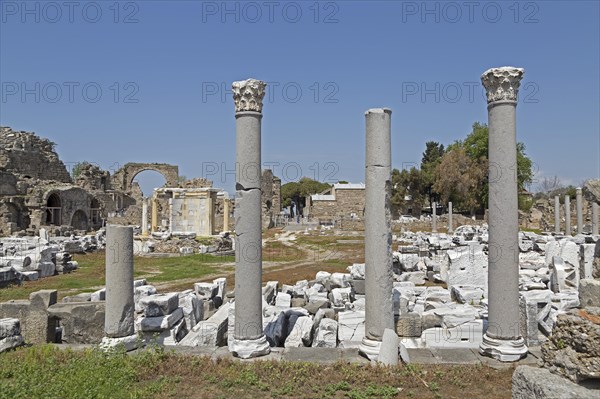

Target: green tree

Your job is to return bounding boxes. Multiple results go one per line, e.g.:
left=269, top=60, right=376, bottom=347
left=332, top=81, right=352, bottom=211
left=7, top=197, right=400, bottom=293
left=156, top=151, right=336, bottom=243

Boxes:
left=420, top=141, right=445, bottom=210
left=391, top=167, right=425, bottom=217
left=281, top=178, right=331, bottom=209
left=445, top=122, right=534, bottom=210
left=433, top=147, right=487, bottom=215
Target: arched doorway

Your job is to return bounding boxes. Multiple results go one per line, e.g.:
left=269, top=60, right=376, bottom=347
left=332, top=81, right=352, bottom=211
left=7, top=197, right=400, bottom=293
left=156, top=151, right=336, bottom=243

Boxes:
left=132, top=170, right=168, bottom=198
left=71, top=210, right=89, bottom=231
left=46, top=193, right=62, bottom=225
left=90, top=198, right=101, bottom=227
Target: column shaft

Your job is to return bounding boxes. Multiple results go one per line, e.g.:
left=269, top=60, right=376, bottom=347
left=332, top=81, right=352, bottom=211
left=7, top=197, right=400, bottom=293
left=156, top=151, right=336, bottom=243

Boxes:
left=576, top=188, right=583, bottom=234
left=230, top=78, right=270, bottom=359
left=141, top=198, right=148, bottom=236
left=554, top=196, right=560, bottom=234
left=360, top=108, right=394, bottom=361
left=565, top=196, right=571, bottom=235
left=479, top=66, right=527, bottom=362
left=105, top=225, right=134, bottom=338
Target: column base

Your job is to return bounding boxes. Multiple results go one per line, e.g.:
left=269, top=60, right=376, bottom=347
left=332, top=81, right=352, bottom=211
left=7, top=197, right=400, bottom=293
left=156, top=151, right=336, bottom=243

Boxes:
left=100, top=334, right=142, bottom=352
left=358, top=337, right=381, bottom=361
left=230, top=335, right=271, bottom=359
left=479, top=333, right=527, bottom=362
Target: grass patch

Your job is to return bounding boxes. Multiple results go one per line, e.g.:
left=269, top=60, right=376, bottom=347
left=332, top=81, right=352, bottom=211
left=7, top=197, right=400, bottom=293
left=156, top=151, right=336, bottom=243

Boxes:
left=0, top=346, right=515, bottom=399
left=0, top=252, right=233, bottom=302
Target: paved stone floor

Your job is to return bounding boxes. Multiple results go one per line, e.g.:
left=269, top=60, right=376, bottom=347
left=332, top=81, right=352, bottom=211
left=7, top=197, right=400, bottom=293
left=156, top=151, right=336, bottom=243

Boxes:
left=52, top=343, right=542, bottom=368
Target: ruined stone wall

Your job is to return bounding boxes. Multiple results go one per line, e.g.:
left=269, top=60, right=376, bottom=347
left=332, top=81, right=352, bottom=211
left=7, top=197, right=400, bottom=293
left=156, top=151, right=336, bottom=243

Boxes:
left=335, top=189, right=365, bottom=218
left=521, top=197, right=594, bottom=232
left=0, top=127, right=72, bottom=183
left=261, top=170, right=282, bottom=228
left=112, top=163, right=178, bottom=193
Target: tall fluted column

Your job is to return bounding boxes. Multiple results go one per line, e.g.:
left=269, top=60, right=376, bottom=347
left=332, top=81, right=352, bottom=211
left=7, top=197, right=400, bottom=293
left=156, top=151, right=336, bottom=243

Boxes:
left=479, top=67, right=528, bottom=362
left=576, top=187, right=583, bottom=235
left=593, top=202, right=599, bottom=236
left=448, top=202, right=453, bottom=233
left=230, top=78, right=270, bottom=359
left=359, top=108, right=394, bottom=361
left=565, top=195, right=571, bottom=235
left=141, top=198, right=148, bottom=237
left=554, top=196, right=560, bottom=234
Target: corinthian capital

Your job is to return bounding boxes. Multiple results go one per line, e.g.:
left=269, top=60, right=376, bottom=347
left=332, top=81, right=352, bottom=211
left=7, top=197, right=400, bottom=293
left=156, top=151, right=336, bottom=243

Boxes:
left=481, top=67, right=525, bottom=104
left=232, top=78, right=267, bottom=113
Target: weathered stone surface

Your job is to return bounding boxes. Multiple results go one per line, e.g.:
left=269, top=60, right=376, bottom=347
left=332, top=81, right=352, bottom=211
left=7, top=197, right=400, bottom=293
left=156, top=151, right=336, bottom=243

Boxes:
left=284, top=316, right=312, bottom=348
left=0, top=289, right=57, bottom=344
left=138, top=308, right=184, bottom=332
left=338, top=310, right=365, bottom=344
left=47, top=302, right=105, bottom=344
left=179, top=292, right=203, bottom=331
left=519, top=290, right=553, bottom=346
left=541, top=308, right=600, bottom=382
left=445, top=245, right=487, bottom=293
left=0, top=335, right=24, bottom=353
left=378, top=328, right=399, bottom=366
left=275, top=292, right=291, bottom=308
left=312, top=318, right=338, bottom=348
left=140, top=293, right=179, bottom=317
left=194, top=282, right=218, bottom=299
left=579, top=279, right=600, bottom=308
left=512, top=366, right=600, bottom=399
left=179, top=302, right=229, bottom=347
left=0, top=318, right=20, bottom=339
left=396, top=313, right=422, bottom=337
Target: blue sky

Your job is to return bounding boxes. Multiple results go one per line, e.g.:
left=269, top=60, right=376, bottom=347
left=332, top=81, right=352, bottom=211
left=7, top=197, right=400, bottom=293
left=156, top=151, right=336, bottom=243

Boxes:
left=1, top=0, right=599, bottom=195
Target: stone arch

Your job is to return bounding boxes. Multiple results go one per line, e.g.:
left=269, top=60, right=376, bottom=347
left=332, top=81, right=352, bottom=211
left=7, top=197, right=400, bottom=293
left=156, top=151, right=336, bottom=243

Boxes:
left=112, top=163, right=179, bottom=193
left=71, top=209, right=88, bottom=230
left=46, top=192, right=62, bottom=225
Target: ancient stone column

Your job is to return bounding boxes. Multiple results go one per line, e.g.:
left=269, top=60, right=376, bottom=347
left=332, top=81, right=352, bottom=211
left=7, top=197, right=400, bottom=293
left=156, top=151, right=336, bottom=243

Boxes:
left=592, top=202, right=599, bottom=235
left=141, top=198, right=148, bottom=237
left=565, top=195, right=571, bottom=235
left=359, top=108, right=394, bottom=361
left=151, top=197, right=158, bottom=233
left=223, top=199, right=230, bottom=232
left=230, top=78, right=270, bottom=359
left=104, top=225, right=135, bottom=340
left=554, top=195, right=560, bottom=234
left=448, top=202, right=453, bottom=233
left=479, top=67, right=528, bottom=362
left=576, top=187, right=583, bottom=234
left=432, top=202, right=438, bottom=233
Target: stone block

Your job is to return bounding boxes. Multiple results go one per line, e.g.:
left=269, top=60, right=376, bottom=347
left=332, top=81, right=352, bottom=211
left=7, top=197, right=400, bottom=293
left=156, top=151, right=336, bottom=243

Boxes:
left=179, top=292, right=203, bottom=331
left=378, top=329, right=399, bottom=366
left=275, top=292, right=291, bottom=308
left=0, top=335, right=24, bottom=353
left=351, top=279, right=366, bottom=295
left=512, top=366, right=599, bottom=399
left=312, top=318, right=337, bottom=348
left=178, top=302, right=229, bottom=347
left=579, top=279, right=600, bottom=307
left=0, top=318, right=20, bottom=339
left=337, top=310, right=365, bottom=343
left=194, top=283, right=218, bottom=299
left=519, top=290, right=553, bottom=346
left=47, top=302, right=105, bottom=344
left=396, top=313, right=422, bottom=337
left=284, top=316, right=312, bottom=348
left=138, top=307, right=184, bottom=332
left=140, top=293, right=179, bottom=317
